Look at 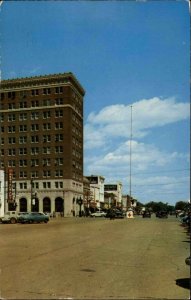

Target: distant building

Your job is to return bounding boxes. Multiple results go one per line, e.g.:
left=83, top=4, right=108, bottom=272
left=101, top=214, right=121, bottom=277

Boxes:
left=0, top=73, right=85, bottom=216
left=122, top=194, right=137, bottom=210
left=86, top=175, right=105, bottom=209
left=104, top=182, right=122, bottom=208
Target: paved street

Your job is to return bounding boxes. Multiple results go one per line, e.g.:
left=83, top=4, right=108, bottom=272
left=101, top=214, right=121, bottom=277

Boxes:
left=0, top=215, right=190, bottom=299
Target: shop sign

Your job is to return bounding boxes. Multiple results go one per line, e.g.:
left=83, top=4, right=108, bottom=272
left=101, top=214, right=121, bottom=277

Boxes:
left=7, top=168, right=13, bottom=203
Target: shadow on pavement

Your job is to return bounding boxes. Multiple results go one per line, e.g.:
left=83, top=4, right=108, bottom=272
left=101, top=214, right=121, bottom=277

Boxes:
left=176, top=278, right=191, bottom=290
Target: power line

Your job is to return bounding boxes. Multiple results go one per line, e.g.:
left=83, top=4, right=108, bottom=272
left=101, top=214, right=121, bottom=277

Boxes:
left=132, top=168, right=190, bottom=175
left=123, top=180, right=189, bottom=187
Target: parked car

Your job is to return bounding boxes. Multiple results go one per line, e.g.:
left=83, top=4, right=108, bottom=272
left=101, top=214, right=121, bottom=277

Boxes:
left=142, top=211, right=151, bottom=218
left=0, top=211, right=19, bottom=224
left=156, top=211, right=168, bottom=218
left=90, top=211, right=106, bottom=217
left=105, top=209, right=124, bottom=219
left=17, top=212, right=49, bottom=223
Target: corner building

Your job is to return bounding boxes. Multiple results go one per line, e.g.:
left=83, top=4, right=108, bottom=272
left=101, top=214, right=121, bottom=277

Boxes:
left=0, top=73, right=85, bottom=217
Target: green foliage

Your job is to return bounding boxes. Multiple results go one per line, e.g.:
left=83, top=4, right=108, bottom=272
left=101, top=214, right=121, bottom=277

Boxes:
left=144, top=201, right=175, bottom=212
left=175, top=201, right=188, bottom=211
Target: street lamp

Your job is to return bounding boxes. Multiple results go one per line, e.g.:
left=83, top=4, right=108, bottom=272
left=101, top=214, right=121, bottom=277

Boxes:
left=77, top=196, right=83, bottom=217
left=31, top=179, right=37, bottom=211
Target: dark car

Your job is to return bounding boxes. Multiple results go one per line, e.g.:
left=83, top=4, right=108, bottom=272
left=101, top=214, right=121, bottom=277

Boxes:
left=17, top=212, right=49, bottom=224
left=156, top=211, right=168, bottom=218
left=142, top=211, right=151, bottom=218
left=106, top=209, right=124, bottom=219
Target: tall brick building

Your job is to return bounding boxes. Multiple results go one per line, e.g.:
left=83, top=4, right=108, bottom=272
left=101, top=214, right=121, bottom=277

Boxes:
left=0, top=73, right=85, bottom=217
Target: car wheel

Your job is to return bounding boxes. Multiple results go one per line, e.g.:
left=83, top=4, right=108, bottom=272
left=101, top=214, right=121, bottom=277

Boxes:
left=0, top=218, right=3, bottom=224
left=10, top=218, right=17, bottom=224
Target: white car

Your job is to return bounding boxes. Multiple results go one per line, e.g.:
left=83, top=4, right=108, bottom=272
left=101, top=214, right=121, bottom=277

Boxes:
left=90, top=211, right=106, bottom=217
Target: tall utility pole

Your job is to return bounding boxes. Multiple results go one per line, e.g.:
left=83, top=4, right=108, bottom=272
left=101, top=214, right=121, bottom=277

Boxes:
left=129, top=105, right=133, bottom=199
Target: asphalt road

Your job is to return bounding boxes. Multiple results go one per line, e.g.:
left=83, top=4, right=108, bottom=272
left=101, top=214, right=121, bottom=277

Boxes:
left=0, top=215, right=190, bottom=299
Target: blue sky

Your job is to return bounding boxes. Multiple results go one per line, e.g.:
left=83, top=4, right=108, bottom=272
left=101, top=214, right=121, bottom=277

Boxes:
left=1, top=1, right=190, bottom=205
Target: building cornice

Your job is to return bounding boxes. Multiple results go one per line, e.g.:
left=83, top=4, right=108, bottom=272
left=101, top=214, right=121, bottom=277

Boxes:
left=0, top=72, right=85, bottom=95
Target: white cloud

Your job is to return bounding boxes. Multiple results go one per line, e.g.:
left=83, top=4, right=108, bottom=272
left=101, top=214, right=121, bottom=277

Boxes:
left=85, top=97, right=189, bottom=149
left=84, top=96, right=190, bottom=204
left=85, top=139, right=188, bottom=177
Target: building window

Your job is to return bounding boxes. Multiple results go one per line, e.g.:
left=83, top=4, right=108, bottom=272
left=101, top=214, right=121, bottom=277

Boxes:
left=55, top=170, right=63, bottom=177
left=1, top=149, right=4, bottom=156
left=8, top=149, right=16, bottom=156
left=55, top=158, right=63, bottom=165
left=43, top=123, right=51, bottom=130
left=8, top=103, right=15, bottom=110
left=0, top=93, right=5, bottom=100
left=55, top=122, right=63, bottom=129
left=31, top=135, right=39, bottom=143
left=55, top=134, right=63, bottom=142
left=1, top=127, right=4, bottom=132
left=19, top=160, right=27, bottom=167
left=0, top=114, right=4, bottom=122
left=43, top=182, right=51, bottom=189
left=31, top=100, right=39, bottom=107
left=31, top=171, right=39, bottom=178
left=19, top=148, right=27, bottom=155
left=35, top=182, right=39, bottom=189
left=43, top=170, right=51, bottom=178
left=20, top=91, right=27, bottom=98
left=43, top=88, right=51, bottom=95
left=43, top=135, right=51, bottom=143
left=55, top=86, right=63, bottom=94
left=31, top=147, right=39, bottom=155
left=8, top=114, right=16, bottom=121
left=19, top=182, right=27, bottom=188
left=19, top=113, right=27, bottom=121
left=55, top=181, right=63, bottom=188
left=43, top=99, right=51, bottom=106
left=19, top=136, right=27, bottom=144
left=43, top=158, right=51, bottom=166
left=55, top=110, right=63, bottom=118
left=31, top=112, right=39, bottom=120
left=43, top=147, right=51, bottom=154
left=19, top=125, right=27, bottom=132
left=8, top=91, right=15, bottom=99
left=19, top=102, right=27, bottom=109
left=8, top=137, right=16, bottom=144
left=8, top=126, right=16, bottom=133
left=43, top=111, right=51, bottom=119
left=1, top=138, right=4, bottom=145
left=31, top=159, right=39, bottom=167
left=19, top=172, right=27, bottom=179
left=31, top=89, right=39, bottom=96
left=55, top=98, right=63, bottom=105
left=8, top=160, right=16, bottom=167
left=31, top=124, right=39, bottom=131
left=55, top=146, right=63, bottom=153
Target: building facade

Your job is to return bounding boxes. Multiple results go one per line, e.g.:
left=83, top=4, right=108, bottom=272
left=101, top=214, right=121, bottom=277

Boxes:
left=0, top=170, right=5, bottom=217
left=86, top=175, right=105, bottom=209
left=0, top=73, right=85, bottom=217
left=104, top=182, right=123, bottom=208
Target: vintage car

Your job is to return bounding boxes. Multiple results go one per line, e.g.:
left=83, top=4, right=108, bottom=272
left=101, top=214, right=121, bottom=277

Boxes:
left=90, top=211, right=107, bottom=217
left=142, top=211, right=151, bottom=218
left=156, top=211, right=168, bottom=218
left=17, top=212, right=49, bottom=224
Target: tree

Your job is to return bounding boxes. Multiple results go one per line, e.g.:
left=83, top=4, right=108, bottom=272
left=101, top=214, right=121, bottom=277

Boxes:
left=175, top=201, right=188, bottom=211
left=145, top=201, right=173, bottom=212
